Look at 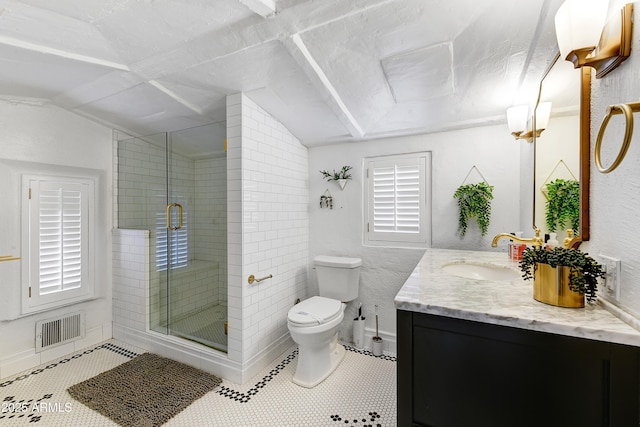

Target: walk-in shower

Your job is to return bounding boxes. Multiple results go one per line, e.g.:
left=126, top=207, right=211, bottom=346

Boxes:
left=117, top=122, right=227, bottom=352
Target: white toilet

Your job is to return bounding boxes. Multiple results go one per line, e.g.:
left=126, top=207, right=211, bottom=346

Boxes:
left=287, top=255, right=362, bottom=388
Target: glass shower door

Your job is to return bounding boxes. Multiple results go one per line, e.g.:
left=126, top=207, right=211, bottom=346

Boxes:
left=164, top=123, right=228, bottom=352
left=118, top=122, right=228, bottom=352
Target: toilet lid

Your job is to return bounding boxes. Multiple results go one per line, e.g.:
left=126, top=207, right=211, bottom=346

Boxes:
left=288, top=296, right=342, bottom=325
left=314, top=255, right=362, bottom=268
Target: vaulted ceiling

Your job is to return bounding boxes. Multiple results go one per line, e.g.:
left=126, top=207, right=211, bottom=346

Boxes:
left=0, top=0, right=564, bottom=146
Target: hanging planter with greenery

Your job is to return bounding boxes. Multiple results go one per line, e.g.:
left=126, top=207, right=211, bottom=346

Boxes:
left=320, top=165, right=353, bottom=190
left=453, top=182, right=494, bottom=237
left=545, top=178, right=579, bottom=234
left=319, top=165, right=352, bottom=181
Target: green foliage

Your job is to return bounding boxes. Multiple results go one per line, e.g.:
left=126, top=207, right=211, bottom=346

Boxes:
left=519, top=246, right=604, bottom=303
left=545, top=178, right=580, bottom=234
left=320, top=165, right=352, bottom=181
left=453, top=182, right=494, bottom=237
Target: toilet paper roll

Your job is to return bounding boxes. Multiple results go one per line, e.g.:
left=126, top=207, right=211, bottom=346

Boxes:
left=353, top=319, right=365, bottom=350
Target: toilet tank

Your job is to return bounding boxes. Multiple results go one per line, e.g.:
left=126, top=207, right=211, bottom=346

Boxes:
left=314, top=255, right=362, bottom=302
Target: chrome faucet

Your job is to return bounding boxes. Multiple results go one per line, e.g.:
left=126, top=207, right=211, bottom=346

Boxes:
left=491, top=228, right=543, bottom=248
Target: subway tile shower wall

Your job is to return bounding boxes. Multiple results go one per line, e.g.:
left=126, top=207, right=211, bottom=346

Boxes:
left=112, top=229, right=149, bottom=333
left=226, top=94, right=309, bottom=364
left=195, top=157, right=228, bottom=305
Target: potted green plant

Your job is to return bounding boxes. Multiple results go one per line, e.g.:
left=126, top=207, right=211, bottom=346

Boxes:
left=545, top=178, right=579, bottom=234
left=519, top=246, right=604, bottom=307
left=320, top=165, right=353, bottom=190
left=453, top=182, right=494, bottom=237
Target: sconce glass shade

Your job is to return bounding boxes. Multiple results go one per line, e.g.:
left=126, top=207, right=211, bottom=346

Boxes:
left=506, top=105, right=529, bottom=134
left=535, top=102, right=552, bottom=130
left=506, top=103, right=552, bottom=142
left=555, top=0, right=609, bottom=62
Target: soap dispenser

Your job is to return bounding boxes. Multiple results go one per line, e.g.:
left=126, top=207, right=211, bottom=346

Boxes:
left=546, top=232, right=559, bottom=249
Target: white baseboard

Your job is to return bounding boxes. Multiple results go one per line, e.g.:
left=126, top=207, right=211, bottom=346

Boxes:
left=0, top=322, right=111, bottom=380
left=0, top=349, right=40, bottom=380
left=239, top=332, right=294, bottom=384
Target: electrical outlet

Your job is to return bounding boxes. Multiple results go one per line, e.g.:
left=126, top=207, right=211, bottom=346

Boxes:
left=599, top=254, right=621, bottom=300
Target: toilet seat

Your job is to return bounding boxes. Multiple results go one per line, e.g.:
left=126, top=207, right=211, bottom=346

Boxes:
left=287, top=296, right=342, bottom=326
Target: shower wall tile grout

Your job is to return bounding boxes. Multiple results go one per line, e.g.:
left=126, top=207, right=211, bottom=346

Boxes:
left=234, top=94, right=310, bottom=368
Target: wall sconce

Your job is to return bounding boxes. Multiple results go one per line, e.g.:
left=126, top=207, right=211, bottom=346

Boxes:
left=506, top=102, right=552, bottom=142
left=555, top=0, right=633, bottom=78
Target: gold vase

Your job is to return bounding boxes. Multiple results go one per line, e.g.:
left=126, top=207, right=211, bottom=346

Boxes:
left=533, top=263, right=584, bottom=308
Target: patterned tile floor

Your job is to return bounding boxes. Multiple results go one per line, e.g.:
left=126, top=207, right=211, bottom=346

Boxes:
left=0, top=340, right=396, bottom=426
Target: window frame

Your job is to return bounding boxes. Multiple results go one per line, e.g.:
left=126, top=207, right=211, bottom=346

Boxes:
left=364, top=152, right=432, bottom=248
left=21, top=174, right=96, bottom=314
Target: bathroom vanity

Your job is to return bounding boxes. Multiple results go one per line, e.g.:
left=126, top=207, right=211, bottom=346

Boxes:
left=395, top=249, right=640, bottom=427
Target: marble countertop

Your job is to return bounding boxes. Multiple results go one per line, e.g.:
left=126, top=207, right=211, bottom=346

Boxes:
left=394, top=248, right=640, bottom=347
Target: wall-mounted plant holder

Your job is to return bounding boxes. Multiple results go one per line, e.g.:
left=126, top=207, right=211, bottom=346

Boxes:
left=320, top=189, right=333, bottom=209
left=544, top=178, right=580, bottom=235
left=320, top=166, right=352, bottom=191
left=453, top=165, right=493, bottom=237
left=460, top=165, right=488, bottom=186
left=540, top=159, right=576, bottom=200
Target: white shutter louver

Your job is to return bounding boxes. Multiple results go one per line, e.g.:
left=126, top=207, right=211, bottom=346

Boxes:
left=372, top=164, right=421, bottom=234
left=38, top=184, right=83, bottom=294
left=366, top=153, right=430, bottom=246
left=25, top=175, right=94, bottom=312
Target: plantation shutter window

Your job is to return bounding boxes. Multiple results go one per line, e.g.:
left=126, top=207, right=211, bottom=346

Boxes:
left=24, top=175, right=95, bottom=312
left=365, top=153, right=431, bottom=247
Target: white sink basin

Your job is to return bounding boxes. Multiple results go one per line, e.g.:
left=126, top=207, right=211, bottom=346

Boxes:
left=442, top=261, right=521, bottom=282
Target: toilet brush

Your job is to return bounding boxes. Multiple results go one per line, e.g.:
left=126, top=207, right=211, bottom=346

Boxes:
left=372, top=305, right=383, bottom=356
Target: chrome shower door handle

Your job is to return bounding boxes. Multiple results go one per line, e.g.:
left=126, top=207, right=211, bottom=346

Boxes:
left=166, top=203, right=183, bottom=230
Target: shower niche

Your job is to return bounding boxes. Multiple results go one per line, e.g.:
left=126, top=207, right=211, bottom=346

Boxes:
left=117, top=122, right=228, bottom=352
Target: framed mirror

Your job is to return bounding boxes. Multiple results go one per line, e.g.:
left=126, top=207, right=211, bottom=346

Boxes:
left=533, top=52, right=590, bottom=247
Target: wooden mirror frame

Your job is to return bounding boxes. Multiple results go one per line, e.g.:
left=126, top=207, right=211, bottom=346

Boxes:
left=533, top=53, right=590, bottom=248
left=578, top=65, right=590, bottom=245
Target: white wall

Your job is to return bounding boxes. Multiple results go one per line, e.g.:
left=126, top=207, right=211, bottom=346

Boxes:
left=0, top=99, right=113, bottom=378
left=309, top=124, right=522, bottom=352
left=583, top=1, right=640, bottom=319
left=227, top=94, right=309, bottom=381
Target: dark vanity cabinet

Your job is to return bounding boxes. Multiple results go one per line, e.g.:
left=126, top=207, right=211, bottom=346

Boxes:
left=397, top=310, right=640, bottom=427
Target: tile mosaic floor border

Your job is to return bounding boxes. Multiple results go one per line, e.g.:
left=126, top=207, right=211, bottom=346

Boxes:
left=216, top=349, right=299, bottom=403
left=0, top=343, right=138, bottom=389
left=1, top=342, right=140, bottom=426
left=215, top=344, right=396, bottom=405
left=344, top=345, right=397, bottom=362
